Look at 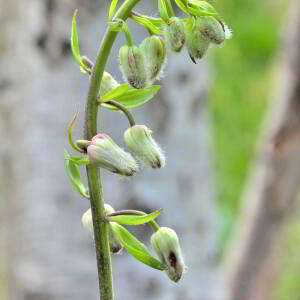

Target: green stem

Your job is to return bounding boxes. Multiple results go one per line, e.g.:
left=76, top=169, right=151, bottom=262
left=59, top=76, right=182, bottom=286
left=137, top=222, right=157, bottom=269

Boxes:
left=106, top=210, right=160, bottom=232
left=83, top=0, right=141, bottom=299
left=105, top=100, right=136, bottom=127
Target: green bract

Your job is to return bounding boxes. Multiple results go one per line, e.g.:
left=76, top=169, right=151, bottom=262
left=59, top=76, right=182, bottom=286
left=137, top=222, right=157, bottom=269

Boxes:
left=140, top=36, right=167, bottom=83
left=119, top=45, right=148, bottom=89
left=163, top=17, right=186, bottom=53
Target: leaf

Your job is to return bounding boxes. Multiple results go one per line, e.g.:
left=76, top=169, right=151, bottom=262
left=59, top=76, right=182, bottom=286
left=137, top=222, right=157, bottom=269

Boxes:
left=131, top=15, right=162, bottom=35
left=64, top=150, right=89, bottom=198
left=67, top=113, right=85, bottom=153
left=158, top=0, right=174, bottom=20
left=101, top=86, right=160, bottom=110
left=188, top=0, right=217, bottom=14
left=173, top=0, right=189, bottom=14
left=71, top=10, right=81, bottom=65
left=66, top=154, right=91, bottom=165
left=108, top=0, right=118, bottom=20
left=100, top=84, right=129, bottom=102
left=187, top=0, right=219, bottom=17
left=107, top=210, right=161, bottom=226
left=110, top=223, right=167, bottom=270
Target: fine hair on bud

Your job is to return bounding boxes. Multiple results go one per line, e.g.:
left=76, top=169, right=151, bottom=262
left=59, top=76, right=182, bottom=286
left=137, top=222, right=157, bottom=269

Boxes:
left=99, top=71, right=120, bottom=96
left=124, top=125, right=166, bottom=169
left=140, top=36, right=167, bottom=83
left=184, top=18, right=210, bottom=63
left=151, top=227, right=186, bottom=282
left=87, top=134, right=139, bottom=176
left=163, top=17, right=186, bottom=53
left=195, top=16, right=225, bottom=45
left=119, top=45, right=148, bottom=89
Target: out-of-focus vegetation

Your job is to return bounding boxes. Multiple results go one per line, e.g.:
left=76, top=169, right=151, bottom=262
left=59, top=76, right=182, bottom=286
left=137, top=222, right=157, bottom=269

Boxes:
left=210, top=0, right=288, bottom=244
left=210, top=0, right=300, bottom=299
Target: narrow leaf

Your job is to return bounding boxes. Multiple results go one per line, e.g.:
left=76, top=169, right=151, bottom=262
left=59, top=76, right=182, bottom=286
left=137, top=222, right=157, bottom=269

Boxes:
left=71, top=10, right=81, bottom=65
left=100, top=84, right=129, bottom=102
left=101, top=86, right=160, bottom=110
left=67, top=113, right=85, bottom=153
left=187, top=4, right=218, bottom=17
left=173, top=0, right=189, bottom=14
left=108, top=0, right=119, bottom=20
left=64, top=150, right=89, bottom=198
left=107, top=210, right=161, bottom=226
left=66, top=154, right=91, bottom=165
left=131, top=15, right=162, bottom=35
left=110, top=223, right=167, bottom=270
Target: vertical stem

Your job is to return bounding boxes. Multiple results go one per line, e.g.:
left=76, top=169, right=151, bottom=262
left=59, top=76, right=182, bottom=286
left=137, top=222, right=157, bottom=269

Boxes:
left=83, top=0, right=141, bottom=299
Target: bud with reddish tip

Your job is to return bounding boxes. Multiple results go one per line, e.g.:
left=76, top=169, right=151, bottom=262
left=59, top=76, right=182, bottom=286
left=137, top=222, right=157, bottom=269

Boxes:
left=124, top=125, right=166, bottom=169
left=87, top=134, right=139, bottom=176
left=119, top=45, right=148, bottom=89
left=82, top=206, right=123, bottom=254
left=163, top=17, right=186, bottom=53
left=99, top=71, right=120, bottom=96
left=140, top=35, right=167, bottom=83
left=151, top=227, right=186, bottom=282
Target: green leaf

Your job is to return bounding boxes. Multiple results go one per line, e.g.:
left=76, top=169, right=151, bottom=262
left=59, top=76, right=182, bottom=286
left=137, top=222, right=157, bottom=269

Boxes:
left=107, top=210, right=161, bottom=225
left=66, top=154, right=91, bottom=165
left=64, top=150, right=89, bottom=198
left=71, top=10, right=81, bottom=65
left=108, top=0, right=118, bottom=20
left=131, top=15, right=162, bottom=35
left=158, top=0, right=174, bottom=20
left=67, top=113, right=85, bottom=153
left=101, top=86, right=160, bottom=110
left=100, top=84, right=129, bottom=102
left=173, top=0, right=189, bottom=14
left=110, top=223, right=167, bottom=271
left=187, top=0, right=219, bottom=17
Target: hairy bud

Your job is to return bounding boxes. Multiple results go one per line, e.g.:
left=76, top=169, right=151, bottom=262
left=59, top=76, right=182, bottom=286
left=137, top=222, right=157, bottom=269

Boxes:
left=82, top=207, right=123, bottom=254
left=140, top=35, right=167, bottom=83
left=119, top=45, right=148, bottom=89
left=195, top=16, right=225, bottom=45
left=124, top=125, right=166, bottom=169
left=87, top=134, right=139, bottom=176
left=99, top=71, right=120, bottom=96
left=184, top=18, right=210, bottom=63
left=163, top=17, right=186, bottom=52
left=151, top=227, right=186, bottom=282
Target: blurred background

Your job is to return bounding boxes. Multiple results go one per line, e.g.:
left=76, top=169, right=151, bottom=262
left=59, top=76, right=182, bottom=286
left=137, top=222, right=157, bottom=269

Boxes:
left=1, top=0, right=300, bottom=299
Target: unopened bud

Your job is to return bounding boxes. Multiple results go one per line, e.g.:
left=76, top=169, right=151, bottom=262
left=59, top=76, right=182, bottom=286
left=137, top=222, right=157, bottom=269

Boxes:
left=195, top=16, right=225, bottom=45
left=140, top=36, right=167, bottom=83
left=87, top=134, right=139, bottom=176
left=99, top=71, right=120, bottom=96
left=151, top=227, right=186, bottom=282
left=185, top=18, right=210, bottom=63
left=163, top=17, right=186, bottom=53
left=82, top=207, right=123, bottom=254
left=119, top=45, right=148, bottom=89
left=124, top=125, right=165, bottom=169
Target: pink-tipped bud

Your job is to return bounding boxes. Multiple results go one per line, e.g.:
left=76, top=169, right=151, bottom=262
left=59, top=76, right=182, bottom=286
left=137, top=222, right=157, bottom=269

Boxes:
left=124, top=125, right=166, bottom=169
left=87, top=134, right=139, bottom=176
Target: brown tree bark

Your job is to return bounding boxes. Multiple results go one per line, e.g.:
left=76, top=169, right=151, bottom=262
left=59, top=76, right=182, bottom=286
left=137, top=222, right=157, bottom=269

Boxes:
left=225, top=2, right=300, bottom=300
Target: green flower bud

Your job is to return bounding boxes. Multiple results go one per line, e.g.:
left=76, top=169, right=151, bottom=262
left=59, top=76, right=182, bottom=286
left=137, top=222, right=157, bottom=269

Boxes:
left=119, top=45, right=148, bottom=89
left=140, top=35, right=167, bottom=83
left=163, top=17, right=186, bottom=53
left=99, top=71, right=120, bottom=96
left=151, top=227, right=186, bottom=282
left=124, top=125, right=166, bottom=169
left=184, top=18, right=210, bottom=63
left=87, top=134, right=139, bottom=176
left=195, top=16, right=225, bottom=45
left=82, top=207, right=123, bottom=254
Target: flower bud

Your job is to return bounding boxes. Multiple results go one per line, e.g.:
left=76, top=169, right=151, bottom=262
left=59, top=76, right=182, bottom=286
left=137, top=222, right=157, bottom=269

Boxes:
left=99, top=71, right=120, bottom=96
left=195, top=16, right=225, bottom=45
left=140, top=36, right=167, bottom=83
left=151, top=227, right=186, bottom=282
left=119, top=45, right=148, bottom=89
left=184, top=18, right=210, bottom=63
left=87, top=134, right=139, bottom=176
left=82, top=207, right=123, bottom=254
left=124, top=125, right=165, bottom=169
left=163, top=17, right=186, bottom=52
